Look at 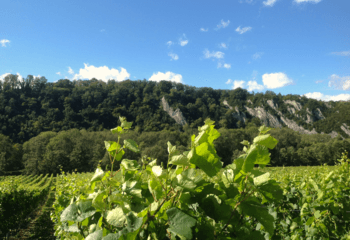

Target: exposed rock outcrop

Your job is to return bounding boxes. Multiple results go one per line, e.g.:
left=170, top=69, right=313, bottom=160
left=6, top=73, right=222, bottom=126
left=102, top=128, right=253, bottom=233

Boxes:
left=267, top=100, right=278, bottom=109
left=341, top=123, right=350, bottom=137
left=324, top=102, right=333, bottom=108
left=223, top=100, right=247, bottom=123
left=244, top=106, right=283, bottom=128
left=284, top=100, right=302, bottom=111
left=329, top=131, right=339, bottom=139
left=161, top=96, right=187, bottom=126
left=315, top=108, right=325, bottom=120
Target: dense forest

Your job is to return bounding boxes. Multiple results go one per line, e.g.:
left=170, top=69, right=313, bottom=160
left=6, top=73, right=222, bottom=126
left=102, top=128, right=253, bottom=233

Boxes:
left=0, top=74, right=350, bottom=175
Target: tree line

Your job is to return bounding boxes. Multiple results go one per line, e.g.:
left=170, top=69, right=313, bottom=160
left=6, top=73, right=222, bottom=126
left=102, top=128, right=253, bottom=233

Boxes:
left=0, top=124, right=349, bottom=175
left=1, top=74, right=350, bottom=175
left=1, top=74, right=349, bottom=145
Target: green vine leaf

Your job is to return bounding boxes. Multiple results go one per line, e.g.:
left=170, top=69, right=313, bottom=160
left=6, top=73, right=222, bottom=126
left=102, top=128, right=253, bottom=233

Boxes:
left=124, top=139, right=140, bottom=153
left=166, top=207, right=196, bottom=240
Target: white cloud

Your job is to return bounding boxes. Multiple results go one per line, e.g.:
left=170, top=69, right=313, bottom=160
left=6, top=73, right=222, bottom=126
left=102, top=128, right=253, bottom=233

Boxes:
left=304, top=92, right=350, bottom=102
left=252, top=52, right=264, bottom=60
left=0, top=39, right=10, bottom=47
left=73, top=63, right=130, bottom=82
left=217, top=19, right=230, bottom=29
left=219, top=43, right=228, bottom=49
left=200, top=28, right=208, bottom=32
left=331, top=51, right=350, bottom=56
left=149, top=71, right=183, bottom=83
left=0, top=73, right=11, bottom=80
left=168, top=53, right=179, bottom=61
left=233, top=80, right=245, bottom=89
left=262, top=72, right=293, bottom=89
left=247, top=81, right=264, bottom=91
left=315, top=80, right=323, bottom=84
left=203, top=49, right=224, bottom=59
left=56, top=72, right=61, bottom=75
left=235, top=26, right=252, bottom=34
left=217, top=62, right=231, bottom=69
left=226, top=79, right=232, bottom=84
left=328, top=74, right=350, bottom=90
left=68, top=67, right=74, bottom=74
left=166, top=41, right=173, bottom=47
left=263, top=0, right=278, bottom=6
left=294, top=0, right=322, bottom=3
left=180, top=40, right=188, bottom=46
left=0, top=72, right=23, bottom=81
left=179, top=34, right=188, bottom=46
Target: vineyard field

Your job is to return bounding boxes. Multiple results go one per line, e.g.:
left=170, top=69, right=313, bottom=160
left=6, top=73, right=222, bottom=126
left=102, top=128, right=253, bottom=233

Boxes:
left=2, top=118, right=350, bottom=239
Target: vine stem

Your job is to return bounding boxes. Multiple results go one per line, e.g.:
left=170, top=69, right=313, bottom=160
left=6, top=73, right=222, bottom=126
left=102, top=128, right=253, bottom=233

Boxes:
left=218, top=189, right=255, bottom=237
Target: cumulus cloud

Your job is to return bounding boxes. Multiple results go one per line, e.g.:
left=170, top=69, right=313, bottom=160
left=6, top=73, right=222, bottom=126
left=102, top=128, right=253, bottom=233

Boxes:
left=262, top=72, right=293, bottom=89
left=331, top=51, right=350, bottom=56
left=304, top=92, right=350, bottom=102
left=217, top=19, right=230, bottom=29
left=263, top=0, right=278, bottom=6
left=328, top=74, right=350, bottom=90
left=294, top=0, right=321, bottom=3
left=56, top=72, right=61, bottom=75
left=0, top=39, right=10, bottom=47
left=0, top=73, right=11, bottom=80
left=252, top=52, right=264, bottom=60
left=203, top=49, right=224, bottom=59
left=217, top=62, right=231, bottom=69
left=200, top=28, right=208, bottom=32
left=315, top=80, right=323, bottom=84
left=179, top=34, right=188, bottom=46
left=235, top=26, right=252, bottom=34
left=225, top=79, right=233, bottom=84
left=166, top=41, right=173, bottom=47
left=149, top=71, right=183, bottom=83
left=0, top=73, right=23, bottom=81
left=73, top=63, right=130, bottom=82
left=168, top=53, right=179, bottom=61
left=247, top=81, right=264, bottom=91
left=68, top=67, right=74, bottom=74
left=233, top=80, right=245, bottom=89
left=219, top=43, right=228, bottom=49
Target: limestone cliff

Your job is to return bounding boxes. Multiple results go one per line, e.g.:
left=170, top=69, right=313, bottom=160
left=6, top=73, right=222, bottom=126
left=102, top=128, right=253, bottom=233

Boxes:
left=160, top=96, right=187, bottom=126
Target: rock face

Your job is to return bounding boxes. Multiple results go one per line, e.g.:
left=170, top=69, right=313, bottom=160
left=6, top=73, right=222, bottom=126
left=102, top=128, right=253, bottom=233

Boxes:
left=161, top=96, right=348, bottom=139
left=341, top=123, right=350, bottom=137
left=160, top=96, right=187, bottom=126
left=315, top=108, right=325, bottom=120
left=284, top=100, right=302, bottom=111
left=244, top=106, right=283, bottom=128
left=223, top=100, right=247, bottom=123
left=244, top=99, right=330, bottom=136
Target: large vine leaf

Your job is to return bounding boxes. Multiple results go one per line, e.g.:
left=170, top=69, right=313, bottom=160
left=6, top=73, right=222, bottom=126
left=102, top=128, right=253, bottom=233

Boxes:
left=76, top=200, right=96, bottom=222
left=86, top=230, right=103, bottom=240
left=61, top=203, right=78, bottom=222
left=238, top=199, right=276, bottom=236
left=91, top=167, right=105, bottom=183
left=166, top=208, right=196, bottom=240
left=253, top=134, right=278, bottom=150
left=189, top=142, right=222, bottom=177
left=242, top=144, right=258, bottom=173
left=106, top=207, right=126, bottom=227
left=124, top=139, right=140, bottom=153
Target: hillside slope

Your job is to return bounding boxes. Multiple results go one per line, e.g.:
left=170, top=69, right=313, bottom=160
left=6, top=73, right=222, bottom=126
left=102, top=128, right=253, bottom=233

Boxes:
left=1, top=75, right=350, bottom=144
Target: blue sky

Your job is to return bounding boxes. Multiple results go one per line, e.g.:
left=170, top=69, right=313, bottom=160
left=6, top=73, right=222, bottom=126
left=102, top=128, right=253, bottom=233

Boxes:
left=1, top=0, right=350, bottom=101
